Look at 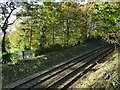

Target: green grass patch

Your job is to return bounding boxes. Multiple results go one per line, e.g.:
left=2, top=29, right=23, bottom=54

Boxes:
left=91, top=49, right=120, bottom=90
left=2, top=39, right=105, bottom=86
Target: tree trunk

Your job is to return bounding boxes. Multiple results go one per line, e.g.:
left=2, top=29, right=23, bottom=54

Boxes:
left=66, top=19, right=69, bottom=46
left=2, top=31, right=11, bottom=63
left=52, top=28, right=55, bottom=44
left=1, top=4, right=16, bottom=63
left=30, top=25, right=32, bottom=49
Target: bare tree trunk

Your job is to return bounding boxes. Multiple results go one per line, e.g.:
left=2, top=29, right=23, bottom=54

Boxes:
left=2, top=31, right=11, bottom=63
left=2, top=32, right=7, bottom=53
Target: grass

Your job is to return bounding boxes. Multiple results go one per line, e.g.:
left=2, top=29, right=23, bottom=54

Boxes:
left=2, top=39, right=105, bottom=86
left=92, top=53, right=119, bottom=90
left=74, top=46, right=119, bottom=90
left=91, top=47, right=120, bottom=90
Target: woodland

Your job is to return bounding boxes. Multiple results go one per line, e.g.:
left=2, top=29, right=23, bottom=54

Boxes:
left=0, top=1, right=119, bottom=64
left=0, top=1, right=120, bottom=89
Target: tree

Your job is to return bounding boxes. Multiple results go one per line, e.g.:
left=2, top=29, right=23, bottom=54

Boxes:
left=0, top=2, right=19, bottom=63
left=92, top=2, right=120, bottom=45
left=60, top=2, right=83, bottom=46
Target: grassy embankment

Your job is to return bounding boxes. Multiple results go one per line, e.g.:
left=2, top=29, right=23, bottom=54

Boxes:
left=72, top=47, right=119, bottom=90
left=2, top=39, right=105, bottom=86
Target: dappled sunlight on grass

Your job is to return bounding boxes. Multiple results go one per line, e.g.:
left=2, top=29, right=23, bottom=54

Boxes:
left=2, top=40, right=105, bottom=86
left=73, top=49, right=119, bottom=89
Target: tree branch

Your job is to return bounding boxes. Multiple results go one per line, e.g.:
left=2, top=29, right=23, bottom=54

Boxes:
left=1, top=7, right=16, bottom=32
left=3, top=13, right=7, bottom=19
left=6, top=2, right=16, bottom=10
left=8, top=18, right=19, bottom=25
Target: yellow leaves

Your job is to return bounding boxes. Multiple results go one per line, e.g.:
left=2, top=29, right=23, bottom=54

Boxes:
left=79, top=3, right=94, bottom=14
left=60, top=3, right=80, bottom=19
left=61, top=2, right=78, bottom=12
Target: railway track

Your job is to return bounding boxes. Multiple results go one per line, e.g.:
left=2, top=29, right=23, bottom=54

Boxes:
left=3, top=45, right=114, bottom=90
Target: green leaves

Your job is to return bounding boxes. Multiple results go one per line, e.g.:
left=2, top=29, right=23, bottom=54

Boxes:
left=6, top=2, right=120, bottom=61
left=92, top=2, right=120, bottom=44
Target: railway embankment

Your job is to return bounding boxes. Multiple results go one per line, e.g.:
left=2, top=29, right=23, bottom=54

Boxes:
left=71, top=47, right=119, bottom=90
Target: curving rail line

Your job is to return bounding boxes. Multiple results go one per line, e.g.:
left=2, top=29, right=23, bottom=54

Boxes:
left=3, top=44, right=114, bottom=90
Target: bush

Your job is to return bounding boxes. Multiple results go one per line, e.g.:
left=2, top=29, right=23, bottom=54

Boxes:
left=85, top=36, right=102, bottom=42
left=35, top=43, right=62, bottom=56
left=44, top=43, right=62, bottom=52
left=10, top=51, right=23, bottom=64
